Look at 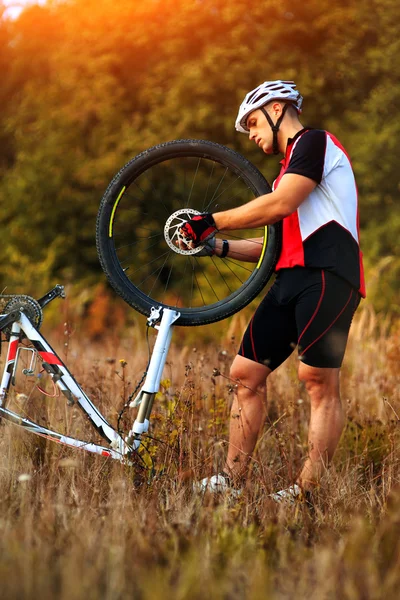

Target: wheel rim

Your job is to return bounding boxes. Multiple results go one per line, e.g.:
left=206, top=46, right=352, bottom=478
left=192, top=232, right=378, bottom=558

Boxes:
left=104, top=147, right=270, bottom=315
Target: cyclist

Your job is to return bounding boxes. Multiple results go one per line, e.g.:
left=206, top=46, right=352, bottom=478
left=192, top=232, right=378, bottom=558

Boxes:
left=179, top=80, right=365, bottom=502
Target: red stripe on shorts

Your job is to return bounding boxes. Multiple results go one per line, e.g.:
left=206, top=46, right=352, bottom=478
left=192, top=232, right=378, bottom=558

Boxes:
left=298, top=270, right=326, bottom=345
left=301, top=288, right=354, bottom=357
left=249, top=317, right=258, bottom=362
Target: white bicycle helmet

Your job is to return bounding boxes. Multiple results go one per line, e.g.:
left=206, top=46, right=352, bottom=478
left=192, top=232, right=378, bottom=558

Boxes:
left=235, top=80, right=303, bottom=133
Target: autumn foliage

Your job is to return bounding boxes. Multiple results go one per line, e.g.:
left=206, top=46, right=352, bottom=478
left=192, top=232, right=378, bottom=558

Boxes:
left=0, top=0, right=399, bottom=317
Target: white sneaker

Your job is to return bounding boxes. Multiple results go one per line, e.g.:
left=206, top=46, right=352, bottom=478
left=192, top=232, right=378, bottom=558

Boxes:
left=193, top=472, right=242, bottom=497
left=270, top=484, right=302, bottom=504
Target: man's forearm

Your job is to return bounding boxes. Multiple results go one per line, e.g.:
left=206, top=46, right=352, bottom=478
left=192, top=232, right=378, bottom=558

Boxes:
left=213, top=191, right=287, bottom=230
left=215, top=237, right=263, bottom=263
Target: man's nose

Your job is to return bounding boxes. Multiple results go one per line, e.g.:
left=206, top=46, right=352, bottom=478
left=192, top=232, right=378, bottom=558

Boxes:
left=249, top=130, right=256, bottom=141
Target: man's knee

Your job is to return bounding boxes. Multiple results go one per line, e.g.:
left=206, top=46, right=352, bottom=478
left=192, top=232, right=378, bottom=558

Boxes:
left=298, top=363, right=340, bottom=401
left=230, top=355, right=270, bottom=397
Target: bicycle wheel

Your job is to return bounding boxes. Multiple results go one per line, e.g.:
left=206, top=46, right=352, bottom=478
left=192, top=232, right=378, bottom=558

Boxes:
left=96, top=139, right=281, bottom=326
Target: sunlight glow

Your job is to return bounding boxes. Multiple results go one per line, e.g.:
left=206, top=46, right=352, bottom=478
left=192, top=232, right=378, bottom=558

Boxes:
left=3, top=0, right=48, bottom=20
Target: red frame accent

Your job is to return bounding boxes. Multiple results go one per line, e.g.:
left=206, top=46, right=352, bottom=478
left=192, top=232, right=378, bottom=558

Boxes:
left=8, top=339, right=19, bottom=362
left=39, top=351, right=63, bottom=366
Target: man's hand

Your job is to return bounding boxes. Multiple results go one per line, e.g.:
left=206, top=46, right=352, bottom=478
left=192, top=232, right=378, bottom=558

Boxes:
left=179, top=213, right=217, bottom=248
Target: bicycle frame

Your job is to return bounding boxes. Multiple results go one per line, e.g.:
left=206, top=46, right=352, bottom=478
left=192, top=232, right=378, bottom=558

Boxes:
left=0, top=287, right=180, bottom=463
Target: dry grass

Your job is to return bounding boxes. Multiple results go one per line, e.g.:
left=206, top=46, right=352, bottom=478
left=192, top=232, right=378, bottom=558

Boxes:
left=0, top=305, right=399, bottom=599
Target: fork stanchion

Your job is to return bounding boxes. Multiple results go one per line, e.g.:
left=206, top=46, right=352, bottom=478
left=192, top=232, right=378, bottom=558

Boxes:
left=126, top=307, right=180, bottom=449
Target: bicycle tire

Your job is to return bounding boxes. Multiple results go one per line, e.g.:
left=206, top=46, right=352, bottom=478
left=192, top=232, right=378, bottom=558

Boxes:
left=96, top=139, right=281, bottom=326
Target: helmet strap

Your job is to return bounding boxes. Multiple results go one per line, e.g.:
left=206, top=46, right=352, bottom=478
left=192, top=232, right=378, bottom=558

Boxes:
left=260, top=103, right=290, bottom=155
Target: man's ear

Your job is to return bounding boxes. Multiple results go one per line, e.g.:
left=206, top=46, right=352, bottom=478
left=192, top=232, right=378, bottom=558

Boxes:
left=270, top=101, right=284, bottom=117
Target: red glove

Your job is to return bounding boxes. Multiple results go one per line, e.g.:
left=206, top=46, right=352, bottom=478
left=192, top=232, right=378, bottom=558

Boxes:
left=179, top=213, right=217, bottom=247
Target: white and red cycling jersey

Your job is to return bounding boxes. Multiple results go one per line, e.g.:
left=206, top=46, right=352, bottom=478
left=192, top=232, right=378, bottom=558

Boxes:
left=273, top=128, right=365, bottom=297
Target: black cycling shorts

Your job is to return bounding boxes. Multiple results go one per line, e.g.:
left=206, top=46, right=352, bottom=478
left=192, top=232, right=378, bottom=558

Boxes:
left=238, top=268, right=360, bottom=370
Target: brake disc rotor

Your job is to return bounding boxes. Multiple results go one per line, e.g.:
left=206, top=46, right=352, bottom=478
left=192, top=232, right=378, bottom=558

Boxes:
left=164, top=208, right=206, bottom=255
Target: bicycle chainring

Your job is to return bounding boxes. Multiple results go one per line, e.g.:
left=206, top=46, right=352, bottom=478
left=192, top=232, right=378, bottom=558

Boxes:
left=1, top=295, right=43, bottom=338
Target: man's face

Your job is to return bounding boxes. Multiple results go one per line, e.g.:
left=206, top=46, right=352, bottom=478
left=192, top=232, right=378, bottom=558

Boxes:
left=246, top=106, right=275, bottom=154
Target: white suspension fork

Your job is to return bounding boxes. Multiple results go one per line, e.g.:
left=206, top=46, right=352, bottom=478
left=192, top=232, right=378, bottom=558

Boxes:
left=0, top=321, right=21, bottom=406
left=126, top=307, right=180, bottom=449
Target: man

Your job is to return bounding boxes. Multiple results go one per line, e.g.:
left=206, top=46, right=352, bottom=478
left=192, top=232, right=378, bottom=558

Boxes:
left=179, top=80, right=365, bottom=501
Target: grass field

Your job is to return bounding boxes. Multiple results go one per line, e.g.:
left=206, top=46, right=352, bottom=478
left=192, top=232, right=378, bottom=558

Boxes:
left=0, top=304, right=399, bottom=599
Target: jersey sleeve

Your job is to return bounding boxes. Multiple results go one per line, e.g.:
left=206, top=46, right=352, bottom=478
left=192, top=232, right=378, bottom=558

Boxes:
left=285, top=129, right=327, bottom=184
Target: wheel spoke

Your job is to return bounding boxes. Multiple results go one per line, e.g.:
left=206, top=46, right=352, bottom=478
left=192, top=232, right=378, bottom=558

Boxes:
left=202, top=161, right=215, bottom=212
left=208, top=257, right=234, bottom=294
left=125, top=250, right=171, bottom=280
left=190, top=257, right=207, bottom=307
left=134, top=177, right=171, bottom=216
left=145, top=253, right=170, bottom=297
left=186, top=158, right=201, bottom=208
left=206, top=166, right=229, bottom=208
left=203, top=175, right=243, bottom=212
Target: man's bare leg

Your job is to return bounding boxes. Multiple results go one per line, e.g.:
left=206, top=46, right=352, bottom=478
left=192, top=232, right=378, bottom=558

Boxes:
left=224, top=355, right=271, bottom=479
left=220, top=358, right=344, bottom=492
left=297, top=364, right=344, bottom=490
